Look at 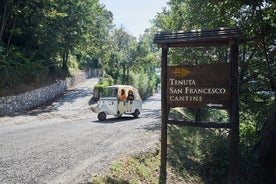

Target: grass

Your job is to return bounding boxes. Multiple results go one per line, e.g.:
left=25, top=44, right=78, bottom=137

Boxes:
left=90, top=144, right=203, bottom=184
left=92, top=151, right=161, bottom=184
left=90, top=107, right=268, bottom=184
left=90, top=108, right=232, bottom=184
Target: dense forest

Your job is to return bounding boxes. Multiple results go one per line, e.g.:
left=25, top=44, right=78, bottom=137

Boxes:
left=0, top=0, right=159, bottom=98
left=1, top=0, right=275, bottom=183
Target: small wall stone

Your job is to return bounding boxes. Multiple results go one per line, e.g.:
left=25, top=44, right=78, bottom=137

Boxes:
left=0, top=70, right=95, bottom=116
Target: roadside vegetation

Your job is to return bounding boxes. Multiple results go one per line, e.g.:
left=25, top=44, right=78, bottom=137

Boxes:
left=0, top=0, right=159, bottom=98
left=91, top=0, right=275, bottom=183
left=1, top=0, right=275, bottom=183
left=91, top=106, right=274, bottom=183
left=152, top=0, right=275, bottom=183
left=92, top=150, right=162, bottom=184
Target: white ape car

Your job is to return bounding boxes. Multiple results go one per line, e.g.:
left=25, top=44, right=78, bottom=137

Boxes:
left=91, top=85, right=142, bottom=121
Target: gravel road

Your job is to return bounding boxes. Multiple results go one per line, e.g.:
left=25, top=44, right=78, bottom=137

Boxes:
left=0, top=78, right=161, bottom=184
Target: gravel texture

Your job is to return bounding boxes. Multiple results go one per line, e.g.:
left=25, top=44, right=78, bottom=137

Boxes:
left=0, top=78, right=161, bottom=184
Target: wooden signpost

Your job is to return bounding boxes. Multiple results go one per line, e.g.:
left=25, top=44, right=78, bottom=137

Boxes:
left=153, top=27, right=244, bottom=184
left=167, top=63, right=231, bottom=109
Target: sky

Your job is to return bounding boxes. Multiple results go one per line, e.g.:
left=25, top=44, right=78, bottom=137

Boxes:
left=100, top=0, right=168, bottom=38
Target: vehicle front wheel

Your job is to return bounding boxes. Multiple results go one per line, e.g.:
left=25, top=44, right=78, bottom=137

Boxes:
left=98, top=112, right=106, bottom=121
left=133, top=109, right=140, bottom=118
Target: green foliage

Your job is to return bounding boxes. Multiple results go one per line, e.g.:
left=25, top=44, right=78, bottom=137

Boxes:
left=92, top=151, right=161, bottom=184
left=151, top=0, right=275, bottom=182
left=0, top=59, right=48, bottom=88
left=240, top=112, right=260, bottom=147
left=93, top=77, right=113, bottom=97
left=167, top=125, right=229, bottom=183
left=200, top=130, right=230, bottom=183
left=167, top=108, right=231, bottom=183
left=0, top=0, right=112, bottom=94
left=147, top=0, right=276, bottom=183
left=98, top=25, right=160, bottom=96
left=128, top=69, right=157, bottom=99
left=0, top=0, right=160, bottom=98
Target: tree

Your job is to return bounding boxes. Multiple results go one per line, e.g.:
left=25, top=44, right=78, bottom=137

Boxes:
left=104, top=26, right=136, bottom=84
left=0, top=0, right=113, bottom=92
left=151, top=0, right=276, bottom=182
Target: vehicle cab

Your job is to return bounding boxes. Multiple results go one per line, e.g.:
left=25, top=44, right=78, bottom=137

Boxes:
left=91, top=85, right=142, bottom=121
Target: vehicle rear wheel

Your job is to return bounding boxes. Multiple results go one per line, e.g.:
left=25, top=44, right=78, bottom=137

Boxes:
left=133, top=109, right=140, bottom=118
left=98, top=112, right=106, bottom=121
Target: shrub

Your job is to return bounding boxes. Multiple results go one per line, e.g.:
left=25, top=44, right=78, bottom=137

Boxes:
left=93, top=77, right=114, bottom=100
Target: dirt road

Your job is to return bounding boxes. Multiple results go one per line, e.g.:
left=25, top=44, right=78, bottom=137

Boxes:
left=0, top=78, right=161, bottom=184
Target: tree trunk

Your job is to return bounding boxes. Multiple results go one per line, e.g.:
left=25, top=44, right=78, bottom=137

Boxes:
left=61, top=38, right=70, bottom=77
left=258, top=101, right=276, bottom=183
left=7, top=0, right=19, bottom=47
left=0, top=0, right=10, bottom=42
left=122, top=62, right=126, bottom=84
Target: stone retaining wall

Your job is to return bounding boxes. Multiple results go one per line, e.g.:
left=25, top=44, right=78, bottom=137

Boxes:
left=0, top=70, right=98, bottom=116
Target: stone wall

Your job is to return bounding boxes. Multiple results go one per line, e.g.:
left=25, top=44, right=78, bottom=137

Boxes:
left=0, top=70, right=97, bottom=116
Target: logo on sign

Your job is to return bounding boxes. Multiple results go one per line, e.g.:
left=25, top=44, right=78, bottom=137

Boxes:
left=172, top=68, right=191, bottom=77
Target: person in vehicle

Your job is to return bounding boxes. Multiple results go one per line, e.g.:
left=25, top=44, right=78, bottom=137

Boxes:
left=119, top=89, right=126, bottom=100
left=127, top=90, right=134, bottom=101
left=126, top=90, right=134, bottom=112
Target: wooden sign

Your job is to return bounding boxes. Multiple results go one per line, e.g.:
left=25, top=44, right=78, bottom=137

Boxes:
left=167, top=63, right=231, bottom=109
left=154, top=28, right=242, bottom=183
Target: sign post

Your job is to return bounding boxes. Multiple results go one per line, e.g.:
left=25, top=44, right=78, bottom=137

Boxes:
left=160, top=45, right=168, bottom=182
left=228, top=40, right=240, bottom=184
left=153, top=28, right=244, bottom=183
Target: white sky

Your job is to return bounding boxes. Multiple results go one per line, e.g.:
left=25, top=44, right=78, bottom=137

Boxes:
left=100, top=0, right=168, bottom=37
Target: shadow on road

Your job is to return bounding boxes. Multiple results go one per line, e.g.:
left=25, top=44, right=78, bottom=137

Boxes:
left=143, top=97, right=161, bottom=102
left=91, top=116, right=137, bottom=124
left=50, top=88, right=92, bottom=108
left=91, top=108, right=161, bottom=124
left=91, top=110, right=161, bottom=135
left=142, top=109, right=161, bottom=119
left=2, top=87, right=93, bottom=118
left=140, top=120, right=161, bottom=132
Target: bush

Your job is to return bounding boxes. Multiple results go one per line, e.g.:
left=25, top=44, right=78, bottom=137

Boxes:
left=129, top=70, right=157, bottom=99
left=93, top=77, right=114, bottom=100
left=0, top=61, right=48, bottom=88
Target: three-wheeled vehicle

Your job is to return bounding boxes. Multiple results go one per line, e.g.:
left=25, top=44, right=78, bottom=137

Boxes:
left=91, top=85, right=142, bottom=121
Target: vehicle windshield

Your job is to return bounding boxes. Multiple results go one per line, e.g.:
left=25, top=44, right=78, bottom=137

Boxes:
left=101, top=87, right=118, bottom=98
